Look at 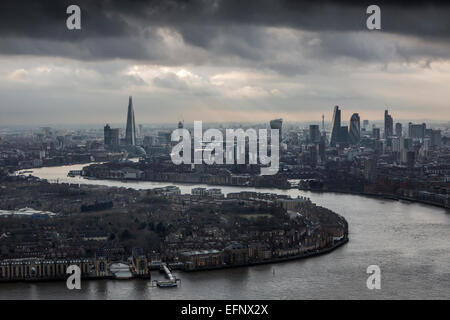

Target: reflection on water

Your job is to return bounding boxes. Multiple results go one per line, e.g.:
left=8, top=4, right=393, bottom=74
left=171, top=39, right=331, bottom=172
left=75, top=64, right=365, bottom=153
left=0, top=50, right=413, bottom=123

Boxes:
left=1, top=164, right=449, bottom=299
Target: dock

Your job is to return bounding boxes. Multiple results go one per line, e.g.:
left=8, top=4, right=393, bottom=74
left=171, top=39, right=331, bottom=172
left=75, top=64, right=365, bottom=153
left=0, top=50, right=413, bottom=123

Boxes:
left=152, top=263, right=180, bottom=288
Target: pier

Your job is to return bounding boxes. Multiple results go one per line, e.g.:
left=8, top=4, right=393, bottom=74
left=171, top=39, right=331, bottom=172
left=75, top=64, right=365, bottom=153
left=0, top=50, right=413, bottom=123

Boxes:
left=152, top=263, right=180, bottom=288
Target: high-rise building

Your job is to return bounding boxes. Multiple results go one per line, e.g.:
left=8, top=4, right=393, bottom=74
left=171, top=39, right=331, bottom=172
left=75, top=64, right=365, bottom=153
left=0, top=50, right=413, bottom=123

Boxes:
left=104, top=124, right=120, bottom=147
left=309, top=125, right=320, bottom=144
left=348, top=113, right=360, bottom=145
left=321, top=114, right=325, bottom=133
left=423, top=128, right=442, bottom=147
left=125, top=96, right=136, bottom=146
left=395, top=122, right=402, bottom=137
left=384, top=109, right=394, bottom=138
left=270, top=118, right=283, bottom=134
left=408, top=122, right=426, bottom=139
left=372, top=127, right=381, bottom=140
left=363, top=120, right=369, bottom=130
left=309, top=145, right=318, bottom=168
left=269, top=119, right=283, bottom=156
left=330, top=105, right=341, bottom=147
left=339, top=126, right=349, bottom=144
left=431, top=130, right=442, bottom=147
left=270, top=118, right=283, bottom=142
left=318, top=136, right=326, bottom=162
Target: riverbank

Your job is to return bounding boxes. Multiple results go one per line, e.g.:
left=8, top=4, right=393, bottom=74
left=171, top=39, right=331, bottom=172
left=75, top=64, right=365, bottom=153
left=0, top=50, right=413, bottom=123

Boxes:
left=3, top=164, right=450, bottom=299
left=305, top=188, right=450, bottom=210
left=22, top=163, right=450, bottom=210
left=0, top=238, right=349, bottom=284
left=75, top=172, right=450, bottom=210
left=183, top=237, right=349, bottom=272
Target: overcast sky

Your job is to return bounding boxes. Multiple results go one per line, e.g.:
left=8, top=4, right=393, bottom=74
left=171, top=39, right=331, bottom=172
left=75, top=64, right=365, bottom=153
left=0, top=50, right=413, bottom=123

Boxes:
left=1, top=0, right=449, bottom=126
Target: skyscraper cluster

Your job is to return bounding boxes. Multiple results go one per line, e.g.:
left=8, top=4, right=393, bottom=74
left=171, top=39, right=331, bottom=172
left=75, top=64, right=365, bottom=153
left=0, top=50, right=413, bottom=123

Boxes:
left=329, top=106, right=404, bottom=147
left=330, top=106, right=360, bottom=147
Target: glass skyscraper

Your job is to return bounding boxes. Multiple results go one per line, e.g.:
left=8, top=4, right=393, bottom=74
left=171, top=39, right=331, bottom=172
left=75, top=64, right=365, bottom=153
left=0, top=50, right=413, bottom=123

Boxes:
left=125, top=96, right=136, bottom=146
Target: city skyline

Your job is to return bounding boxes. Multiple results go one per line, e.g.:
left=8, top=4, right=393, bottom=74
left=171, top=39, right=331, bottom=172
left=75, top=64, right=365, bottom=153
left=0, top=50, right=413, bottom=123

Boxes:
left=1, top=0, right=449, bottom=305
left=2, top=103, right=447, bottom=131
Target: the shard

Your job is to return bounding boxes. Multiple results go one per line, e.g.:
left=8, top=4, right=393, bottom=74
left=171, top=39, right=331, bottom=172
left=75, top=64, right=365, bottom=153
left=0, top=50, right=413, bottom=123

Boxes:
left=125, top=96, right=136, bottom=146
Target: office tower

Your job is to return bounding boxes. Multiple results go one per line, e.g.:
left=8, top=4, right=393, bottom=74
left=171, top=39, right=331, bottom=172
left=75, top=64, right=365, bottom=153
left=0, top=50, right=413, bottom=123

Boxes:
left=395, top=123, right=402, bottom=137
left=270, top=118, right=283, bottom=135
left=309, top=145, right=318, bottom=168
left=309, top=125, right=320, bottom=144
left=104, top=124, right=112, bottom=145
left=408, top=122, right=426, bottom=139
left=178, top=121, right=184, bottom=129
left=363, top=120, right=369, bottom=130
left=104, top=124, right=120, bottom=147
left=269, top=119, right=283, bottom=158
left=318, top=136, right=326, bottom=162
left=431, top=130, right=442, bottom=147
left=270, top=118, right=283, bottom=143
left=111, top=129, right=120, bottom=146
left=339, top=126, right=349, bottom=144
left=384, top=109, right=394, bottom=138
left=125, top=96, right=136, bottom=146
left=348, top=113, right=361, bottom=145
left=330, top=105, right=341, bottom=147
left=423, top=128, right=442, bottom=147
left=321, top=114, right=325, bottom=133
left=372, top=127, right=381, bottom=140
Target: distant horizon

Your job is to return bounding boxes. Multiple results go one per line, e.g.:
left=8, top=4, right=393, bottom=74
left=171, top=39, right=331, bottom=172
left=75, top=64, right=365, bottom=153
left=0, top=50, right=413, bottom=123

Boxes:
left=1, top=116, right=448, bottom=130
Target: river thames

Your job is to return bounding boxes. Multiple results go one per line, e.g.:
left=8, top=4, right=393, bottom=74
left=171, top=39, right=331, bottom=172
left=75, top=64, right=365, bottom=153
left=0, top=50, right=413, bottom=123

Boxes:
left=1, top=164, right=449, bottom=299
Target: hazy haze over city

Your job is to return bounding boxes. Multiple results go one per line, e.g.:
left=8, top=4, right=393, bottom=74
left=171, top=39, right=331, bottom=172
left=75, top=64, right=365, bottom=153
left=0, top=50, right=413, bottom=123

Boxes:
left=1, top=0, right=450, bottom=125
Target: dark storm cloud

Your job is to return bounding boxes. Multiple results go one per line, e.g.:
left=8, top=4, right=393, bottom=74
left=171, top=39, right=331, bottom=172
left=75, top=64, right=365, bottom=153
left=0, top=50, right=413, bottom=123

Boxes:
left=1, top=1, right=449, bottom=37
left=0, top=0, right=450, bottom=69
